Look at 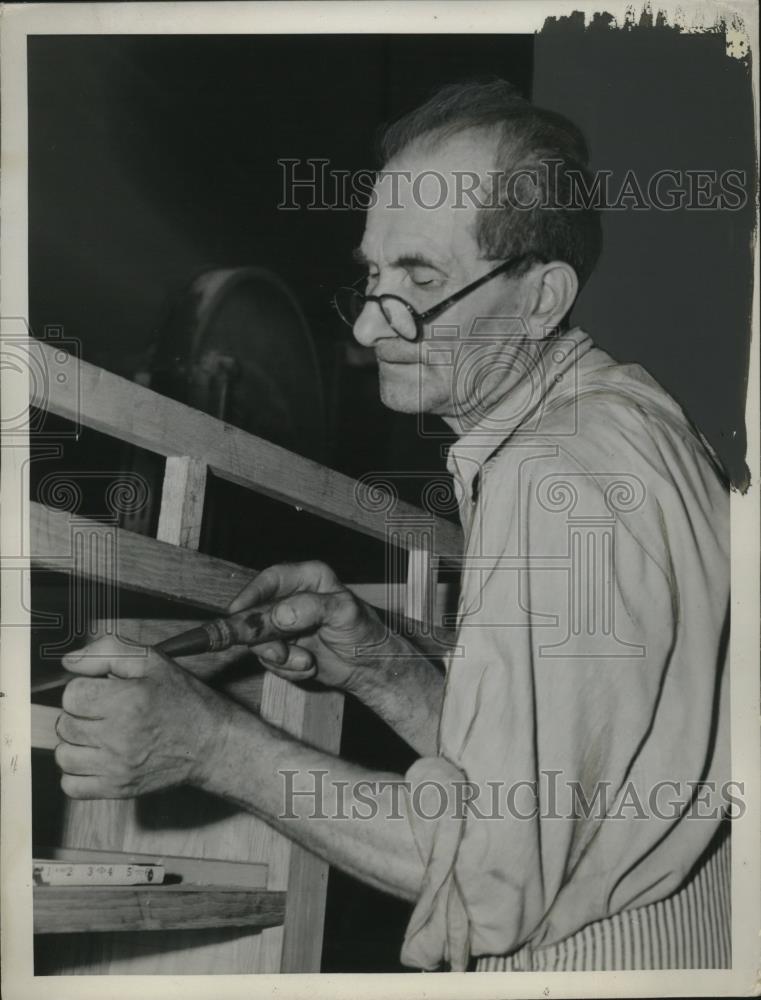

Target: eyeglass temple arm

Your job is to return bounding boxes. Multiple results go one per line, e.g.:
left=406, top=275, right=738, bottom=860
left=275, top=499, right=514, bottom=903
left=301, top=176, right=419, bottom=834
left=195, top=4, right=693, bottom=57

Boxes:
left=416, top=254, right=532, bottom=325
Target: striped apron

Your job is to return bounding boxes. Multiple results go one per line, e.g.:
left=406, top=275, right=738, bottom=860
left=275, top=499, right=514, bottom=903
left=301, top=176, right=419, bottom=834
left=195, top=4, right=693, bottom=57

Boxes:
left=476, top=829, right=731, bottom=971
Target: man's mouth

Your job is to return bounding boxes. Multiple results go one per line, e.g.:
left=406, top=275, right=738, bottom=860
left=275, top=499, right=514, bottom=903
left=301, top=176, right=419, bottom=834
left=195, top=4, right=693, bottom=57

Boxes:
left=376, top=355, right=420, bottom=366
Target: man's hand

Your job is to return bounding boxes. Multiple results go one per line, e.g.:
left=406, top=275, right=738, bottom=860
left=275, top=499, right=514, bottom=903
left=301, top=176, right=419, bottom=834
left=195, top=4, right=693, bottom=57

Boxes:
left=229, top=560, right=388, bottom=693
left=230, top=561, right=445, bottom=755
left=56, top=636, right=233, bottom=799
left=53, top=635, right=425, bottom=904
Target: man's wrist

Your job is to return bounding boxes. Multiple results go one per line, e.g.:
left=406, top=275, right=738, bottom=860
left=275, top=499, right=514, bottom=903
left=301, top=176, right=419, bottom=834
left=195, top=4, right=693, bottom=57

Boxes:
left=343, top=629, right=419, bottom=699
left=190, top=690, right=241, bottom=791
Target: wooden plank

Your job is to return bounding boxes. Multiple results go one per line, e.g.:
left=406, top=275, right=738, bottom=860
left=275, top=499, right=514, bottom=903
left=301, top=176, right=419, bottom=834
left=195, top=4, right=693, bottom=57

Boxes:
left=280, top=686, right=344, bottom=972
left=31, top=339, right=462, bottom=557
left=31, top=502, right=248, bottom=613
left=253, top=675, right=344, bottom=973
left=33, top=886, right=286, bottom=935
left=35, top=847, right=268, bottom=889
left=31, top=704, right=59, bottom=750
left=30, top=502, right=446, bottom=619
left=405, top=547, right=433, bottom=625
left=156, top=457, right=207, bottom=549
left=31, top=670, right=70, bottom=694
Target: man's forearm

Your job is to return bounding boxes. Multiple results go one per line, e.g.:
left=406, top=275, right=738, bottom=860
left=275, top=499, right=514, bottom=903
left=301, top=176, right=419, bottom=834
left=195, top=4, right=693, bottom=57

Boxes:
left=347, top=628, right=445, bottom=756
left=197, top=699, right=425, bottom=900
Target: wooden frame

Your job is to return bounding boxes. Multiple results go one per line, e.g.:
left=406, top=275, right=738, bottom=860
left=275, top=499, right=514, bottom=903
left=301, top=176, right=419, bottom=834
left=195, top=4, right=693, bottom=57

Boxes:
left=28, top=338, right=462, bottom=974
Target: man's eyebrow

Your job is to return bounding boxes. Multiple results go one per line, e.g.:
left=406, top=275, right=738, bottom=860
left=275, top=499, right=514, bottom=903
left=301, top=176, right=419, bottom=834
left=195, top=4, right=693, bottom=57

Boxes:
left=352, top=247, right=448, bottom=273
left=394, top=252, right=448, bottom=274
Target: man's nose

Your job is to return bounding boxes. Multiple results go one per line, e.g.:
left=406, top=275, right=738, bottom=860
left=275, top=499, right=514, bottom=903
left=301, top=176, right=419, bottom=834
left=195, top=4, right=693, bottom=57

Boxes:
left=351, top=299, right=398, bottom=349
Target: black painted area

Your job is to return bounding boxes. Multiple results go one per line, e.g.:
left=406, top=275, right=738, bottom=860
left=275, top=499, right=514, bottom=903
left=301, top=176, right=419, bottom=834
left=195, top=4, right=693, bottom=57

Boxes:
left=534, top=22, right=755, bottom=490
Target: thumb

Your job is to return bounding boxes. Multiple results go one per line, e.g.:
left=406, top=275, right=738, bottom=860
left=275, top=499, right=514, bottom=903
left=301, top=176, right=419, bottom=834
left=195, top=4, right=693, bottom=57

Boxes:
left=270, top=591, right=335, bottom=635
left=61, top=634, right=151, bottom=679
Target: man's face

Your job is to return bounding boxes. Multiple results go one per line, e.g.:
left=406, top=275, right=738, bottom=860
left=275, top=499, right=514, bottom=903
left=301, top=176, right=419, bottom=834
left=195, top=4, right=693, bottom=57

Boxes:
left=353, top=132, right=530, bottom=429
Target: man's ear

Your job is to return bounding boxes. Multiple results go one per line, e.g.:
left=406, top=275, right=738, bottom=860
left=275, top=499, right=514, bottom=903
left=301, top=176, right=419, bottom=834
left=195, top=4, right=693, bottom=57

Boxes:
left=527, top=261, right=579, bottom=337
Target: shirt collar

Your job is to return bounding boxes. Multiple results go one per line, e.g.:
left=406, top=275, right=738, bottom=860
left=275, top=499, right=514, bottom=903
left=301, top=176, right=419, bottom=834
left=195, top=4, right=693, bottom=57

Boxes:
left=446, top=328, right=597, bottom=510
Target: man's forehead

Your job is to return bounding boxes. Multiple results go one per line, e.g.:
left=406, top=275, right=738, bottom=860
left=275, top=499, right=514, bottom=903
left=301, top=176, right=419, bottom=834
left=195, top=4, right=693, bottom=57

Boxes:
left=360, top=203, right=463, bottom=266
left=389, top=127, right=499, bottom=177
left=361, top=130, right=498, bottom=264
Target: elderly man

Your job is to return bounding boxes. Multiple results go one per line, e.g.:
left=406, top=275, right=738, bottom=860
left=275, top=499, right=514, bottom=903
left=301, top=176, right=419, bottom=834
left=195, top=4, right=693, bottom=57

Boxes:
left=55, top=81, right=731, bottom=971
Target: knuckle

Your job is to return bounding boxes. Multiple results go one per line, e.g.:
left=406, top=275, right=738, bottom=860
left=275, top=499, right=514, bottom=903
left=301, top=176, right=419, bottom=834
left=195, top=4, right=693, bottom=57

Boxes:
left=120, top=682, right=139, bottom=707
left=114, top=779, right=135, bottom=798
left=115, top=733, right=144, bottom=768
left=304, top=559, right=334, bottom=582
left=94, top=634, right=130, bottom=657
left=255, top=564, right=284, bottom=590
left=129, top=681, right=150, bottom=712
left=54, top=710, right=68, bottom=741
left=115, top=680, right=143, bottom=714
left=60, top=774, right=82, bottom=798
left=60, top=681, right=76, bottom=714
left=62, top=677, right=90, bottom=714
left=110, top=759, right=133, bottom=781
left=328, top=590, right=357, bottom=625
left=290, top=646, right=314, bottom=669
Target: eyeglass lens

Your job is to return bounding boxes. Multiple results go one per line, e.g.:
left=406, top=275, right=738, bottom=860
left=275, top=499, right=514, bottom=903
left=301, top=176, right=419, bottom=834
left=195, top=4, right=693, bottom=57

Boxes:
left=335, top=288, right=418, bottom=341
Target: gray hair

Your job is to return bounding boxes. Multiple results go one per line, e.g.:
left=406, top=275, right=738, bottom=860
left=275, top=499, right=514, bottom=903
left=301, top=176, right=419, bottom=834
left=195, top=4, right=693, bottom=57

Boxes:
left=378, top=79, right=603, bottom=290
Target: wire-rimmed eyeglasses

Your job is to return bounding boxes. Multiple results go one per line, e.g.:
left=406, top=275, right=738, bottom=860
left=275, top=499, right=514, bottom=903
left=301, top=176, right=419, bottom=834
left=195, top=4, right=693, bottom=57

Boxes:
left=332, top=252, right=538, bottom=343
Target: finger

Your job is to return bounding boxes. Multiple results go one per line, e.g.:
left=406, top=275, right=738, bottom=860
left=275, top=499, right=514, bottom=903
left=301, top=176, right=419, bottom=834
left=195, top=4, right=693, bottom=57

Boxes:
left=227, top=561, right=338, bottom=614
left=56, top=710, right=103, bottom=746
left=60, top=773, right=117, bottom=800
left=61, top=677, right=121, bottom=720
left=227, top=568, right=279, bottom=614
left=54, top=743, right=105, bottom=776
left=257, top=643, right=316, bottom=680
left=250, top=640, right=290, bottom=666
left=270, top=590, right=348, bottom=636
left=62, top=634, right=151, bottom=679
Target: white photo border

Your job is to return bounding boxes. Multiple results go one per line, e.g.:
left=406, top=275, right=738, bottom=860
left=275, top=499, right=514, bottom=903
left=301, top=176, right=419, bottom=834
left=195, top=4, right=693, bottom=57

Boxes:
left=1, top=3, right=758, bottom=998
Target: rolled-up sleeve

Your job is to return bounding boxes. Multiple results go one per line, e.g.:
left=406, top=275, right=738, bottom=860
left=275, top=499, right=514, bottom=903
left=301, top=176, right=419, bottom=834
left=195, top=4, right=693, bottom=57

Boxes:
left=400, top=410, right=730, bottom=969
left=400, top=756, right=471, bottom=971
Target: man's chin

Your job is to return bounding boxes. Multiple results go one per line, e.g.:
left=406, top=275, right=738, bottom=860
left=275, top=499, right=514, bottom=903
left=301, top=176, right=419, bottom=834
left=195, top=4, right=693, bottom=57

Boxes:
left=378, top=384, right=421, bottom=413
left=378, top=367, right=427, bottom=413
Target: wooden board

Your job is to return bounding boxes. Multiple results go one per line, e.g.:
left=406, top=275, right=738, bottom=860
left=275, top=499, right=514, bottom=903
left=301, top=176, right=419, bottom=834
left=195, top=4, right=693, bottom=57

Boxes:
left=31, top=339, right=462, bottom=557
left=156, top=457, right=207, bottom=549
left=254, top=674, right=344, bottom=973
left=30, top=502, right=249, bottom=613
left=29, top=503, right=452, bottom=622
left=34, top=886, right=286, bottom=935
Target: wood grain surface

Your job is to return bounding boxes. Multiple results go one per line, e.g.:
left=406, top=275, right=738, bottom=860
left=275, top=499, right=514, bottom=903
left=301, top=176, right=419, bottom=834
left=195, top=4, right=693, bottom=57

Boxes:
left=34, top=885, right=286, bottom=935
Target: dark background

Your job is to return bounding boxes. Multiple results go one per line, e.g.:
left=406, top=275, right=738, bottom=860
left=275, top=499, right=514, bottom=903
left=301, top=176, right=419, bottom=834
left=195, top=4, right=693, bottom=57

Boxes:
left=29, top=25, right=755, bottom=974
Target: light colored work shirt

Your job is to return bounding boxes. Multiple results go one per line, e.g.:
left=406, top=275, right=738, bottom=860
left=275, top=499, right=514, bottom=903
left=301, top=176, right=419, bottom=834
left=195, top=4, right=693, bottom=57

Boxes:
left=401, top=328, right=731, bottom=971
